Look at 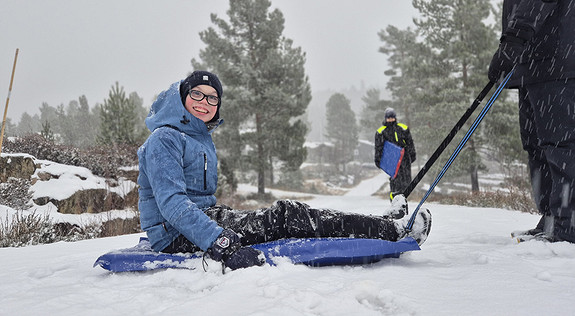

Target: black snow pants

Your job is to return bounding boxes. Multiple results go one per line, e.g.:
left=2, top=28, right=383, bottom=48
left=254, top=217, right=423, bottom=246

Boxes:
left=162, top=200, right=401, bottom=253
left=390, top=161, right=412, bottom=197
left=518, top=79, right=575, bottom=242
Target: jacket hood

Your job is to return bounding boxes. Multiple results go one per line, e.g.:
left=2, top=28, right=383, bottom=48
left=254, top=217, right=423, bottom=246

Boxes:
left=145, top=81, right=221, bottom=135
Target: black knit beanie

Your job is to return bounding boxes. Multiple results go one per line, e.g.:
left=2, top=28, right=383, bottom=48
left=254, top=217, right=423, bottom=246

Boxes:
left=180, top=70, right=223, bottom=122
left=384, top=108, right=396, bottom=119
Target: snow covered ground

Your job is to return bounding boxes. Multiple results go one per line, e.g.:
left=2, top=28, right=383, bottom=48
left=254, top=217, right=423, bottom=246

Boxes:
left=2, top=172, right=575, bottom=315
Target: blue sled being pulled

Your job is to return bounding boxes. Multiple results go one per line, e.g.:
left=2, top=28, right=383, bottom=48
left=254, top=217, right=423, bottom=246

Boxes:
left=94, top=237, right=420, bottom=272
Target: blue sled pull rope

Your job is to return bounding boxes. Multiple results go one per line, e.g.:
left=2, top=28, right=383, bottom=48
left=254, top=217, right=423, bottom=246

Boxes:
left=406, top=70, right=515, bottom=231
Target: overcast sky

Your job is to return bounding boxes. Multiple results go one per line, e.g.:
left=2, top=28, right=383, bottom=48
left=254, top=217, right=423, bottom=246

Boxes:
left=1, top=0, right=418, bottom=122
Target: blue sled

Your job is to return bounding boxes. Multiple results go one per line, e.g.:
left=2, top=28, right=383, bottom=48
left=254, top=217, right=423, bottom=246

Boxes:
left=379, top=141, right=405, bottom=179
left=94, top=237, right=420, bottom=272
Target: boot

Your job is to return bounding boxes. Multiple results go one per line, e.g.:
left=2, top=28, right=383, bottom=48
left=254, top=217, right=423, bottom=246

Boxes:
left=384, top=194, right=408, bottom=219
left=511, top=215, right=545, bottom=238
left=397, top=208, right=432, bottom=246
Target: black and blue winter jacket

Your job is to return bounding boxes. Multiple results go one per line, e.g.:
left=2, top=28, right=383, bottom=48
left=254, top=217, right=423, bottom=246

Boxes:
left=502, top=0, right=575, bottom=87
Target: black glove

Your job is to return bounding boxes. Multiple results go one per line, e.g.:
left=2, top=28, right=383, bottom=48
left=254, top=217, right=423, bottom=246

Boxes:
left=207, top=229, right=265, bottom=271
left=224, top=247, right=265, bottom=270
left=488, top=36, right=525, bottom=83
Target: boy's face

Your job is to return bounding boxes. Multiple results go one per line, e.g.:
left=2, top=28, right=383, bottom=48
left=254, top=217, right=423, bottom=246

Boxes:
left=184, top=84, right=218, bottom=122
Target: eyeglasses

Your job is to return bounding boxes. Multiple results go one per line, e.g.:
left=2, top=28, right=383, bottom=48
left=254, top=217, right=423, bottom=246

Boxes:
left=189, top=90, right=220, bottom=106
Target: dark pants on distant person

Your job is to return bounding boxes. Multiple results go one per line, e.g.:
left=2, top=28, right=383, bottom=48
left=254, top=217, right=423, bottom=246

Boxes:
left=518, top=79, right=575, bottom=242
left=162, top=200, right=400, bottom=253
left=390, top=161, right=412, bottom=197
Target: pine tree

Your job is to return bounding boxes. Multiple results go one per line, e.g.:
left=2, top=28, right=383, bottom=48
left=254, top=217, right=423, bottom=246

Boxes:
left=325, top=93, right=358, bottom=172
left=410, top=0, right=498, bottom=191
left=15, top=112, right=41, bottom=136
left=40, top=120, right=54, bottom=142
left=128, top=91, right=149, bottom=143
left=59, top=96, right=100, bottom=148
left=193, top=0, right=311, bottom=195
left=74, top=95, right=100, bottom=148
left=483, top=95, right=525, bottom=168
left=39, top=103, right=60, bottom=133
left=98, top=82, right=145, bottom=146
left=359, top=89, right=393, bottom=140
left=1, top=118, right=16, bottom=137
left=378, top=25, right=432, bottom=131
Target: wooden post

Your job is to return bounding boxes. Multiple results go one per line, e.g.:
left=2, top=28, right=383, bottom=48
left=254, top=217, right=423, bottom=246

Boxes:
left=0, top=48, right=19, bottom=155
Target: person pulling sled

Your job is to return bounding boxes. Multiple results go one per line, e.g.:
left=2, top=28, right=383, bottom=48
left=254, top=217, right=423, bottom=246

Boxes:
left=489, top=0, right=575, bottom=243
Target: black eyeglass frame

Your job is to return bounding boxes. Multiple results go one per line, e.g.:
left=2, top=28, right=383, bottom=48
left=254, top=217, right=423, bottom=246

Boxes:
left=188, top=89, right=220, bottom=106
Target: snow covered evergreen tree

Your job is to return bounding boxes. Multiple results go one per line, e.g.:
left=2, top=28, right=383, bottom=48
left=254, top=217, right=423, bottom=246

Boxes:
left=413, top=0, right=499, bottom=191
left=39, top=102, right=60, bottom=133
left=14, top=112, right=40, bottom=136
left=358, top=88, right=393, bottom=140
left=325, top=93, right=358, bottom=172
left=58, top=96, right=100, bottom=148
left=97, top=82, right=147, bottom=146
left=378, top=25, right=430, bottom=132
left=40, top=120, right=54, bottom=142
left=1, top=117, right=16, bottom=137
left=193, top=0, right=311, bottom=195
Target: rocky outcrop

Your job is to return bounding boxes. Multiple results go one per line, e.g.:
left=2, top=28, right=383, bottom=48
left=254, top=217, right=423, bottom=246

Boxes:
left=33, top=189, right=127, bottom=214
left=0, top=155, right=36, bottom=183
left=3, top=154, right=138, bottom=214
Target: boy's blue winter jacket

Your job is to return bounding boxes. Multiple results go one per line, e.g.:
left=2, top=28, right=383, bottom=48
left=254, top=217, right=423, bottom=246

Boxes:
left=137, top=81, right=223, bottom=252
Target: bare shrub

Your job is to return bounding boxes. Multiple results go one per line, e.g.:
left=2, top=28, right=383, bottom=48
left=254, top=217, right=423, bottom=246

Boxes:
left=3, top=134, right=139, bottom=178
left=0, top=178, right=32, bottom=210
left=427, top=189, right=537, bottom=214
left=0, top=211, right=58, bottom=247
left=0, top=210, right=143, bottom=248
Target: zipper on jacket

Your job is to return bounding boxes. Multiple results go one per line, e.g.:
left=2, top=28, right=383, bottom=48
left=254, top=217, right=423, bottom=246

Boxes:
left=203, top=153, right=207, bottom=190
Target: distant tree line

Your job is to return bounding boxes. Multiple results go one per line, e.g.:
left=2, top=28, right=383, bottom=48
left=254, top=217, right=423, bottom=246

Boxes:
left=4, top=81, right=149, bottom=148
